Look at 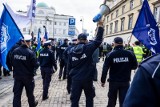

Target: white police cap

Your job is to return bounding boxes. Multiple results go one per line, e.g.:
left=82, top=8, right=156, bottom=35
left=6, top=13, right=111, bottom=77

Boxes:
left=22, top=34, right=32, bottom=41
left=44, top=40, right=51, bottom=46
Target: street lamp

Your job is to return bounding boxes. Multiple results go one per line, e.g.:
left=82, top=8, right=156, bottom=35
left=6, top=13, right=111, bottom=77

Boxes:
left=80, top=16, right=84, bottom=33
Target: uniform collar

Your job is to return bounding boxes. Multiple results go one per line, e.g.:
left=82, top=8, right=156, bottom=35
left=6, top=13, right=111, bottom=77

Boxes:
left=114, top=45, right=124, bottom=50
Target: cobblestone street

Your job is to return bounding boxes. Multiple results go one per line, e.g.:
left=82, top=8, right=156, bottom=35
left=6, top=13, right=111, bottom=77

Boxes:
left=0, top=61, right=135, bottom=107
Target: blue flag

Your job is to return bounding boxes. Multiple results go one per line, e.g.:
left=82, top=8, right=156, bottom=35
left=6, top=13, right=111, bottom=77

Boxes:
left=132, top=0, right=160, bottom=54
left=36, top=28, right=41, bottom=51
left=44, top=27, right=48, bottom=40
left=0, top=4, right=23, bottom=70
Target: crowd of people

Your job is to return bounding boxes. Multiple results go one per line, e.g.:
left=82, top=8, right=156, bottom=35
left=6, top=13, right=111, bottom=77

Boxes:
left=0, top=19, right=159, bottom=107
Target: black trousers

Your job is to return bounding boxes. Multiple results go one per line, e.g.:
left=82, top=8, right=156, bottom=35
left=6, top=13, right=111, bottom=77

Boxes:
left=40, top=67, right=53, bottom=98
left=59, top=59, right=67, bottom=79
left=70, top=80, right=95, bottom=107
left=13, top=77, right=36, bottom=107
left=107, top=82, right=130, bottom=107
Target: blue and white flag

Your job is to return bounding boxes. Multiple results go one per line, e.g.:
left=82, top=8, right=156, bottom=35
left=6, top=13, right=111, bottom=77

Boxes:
left=132, top=0, right=160, bottom=53
left=27, top=0, right=36, bottom=19
left=0, top=4, right=23, bottom=70
left=36, top=28, right=41, bottom=51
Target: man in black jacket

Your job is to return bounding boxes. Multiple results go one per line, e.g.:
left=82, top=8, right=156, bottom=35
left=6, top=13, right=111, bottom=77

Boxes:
left=39, top=40, right=57, bottom=100
left=101, top=37, right=138, bottom=107
left=123, top=54, right=160, bottom=107
left=68, top=20, right=104, bottom=107
left=11, top=35, right=39, bottom=107
left=58, top=38, right=69, bottom=80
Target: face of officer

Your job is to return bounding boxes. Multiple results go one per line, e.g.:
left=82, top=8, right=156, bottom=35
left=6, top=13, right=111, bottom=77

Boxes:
left=22, top=40, right=31, bottom=48
left=48, top=45, right=52, bottom=49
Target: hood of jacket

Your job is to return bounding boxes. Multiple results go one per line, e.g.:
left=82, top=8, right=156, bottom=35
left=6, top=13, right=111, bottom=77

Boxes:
left=72, top=43, right=85, bottom=54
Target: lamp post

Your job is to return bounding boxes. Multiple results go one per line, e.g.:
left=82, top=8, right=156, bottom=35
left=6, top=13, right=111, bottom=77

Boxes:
left=45, top=16, right=49, bottom=33
left=80, top=16, right=84, bottom=33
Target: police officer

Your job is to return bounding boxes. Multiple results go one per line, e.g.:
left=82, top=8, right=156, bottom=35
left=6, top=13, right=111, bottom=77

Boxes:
left=63, top=39, right=77, bottom=94
left=11, top=35, right=39, bottom=107
left=101, top=37, right=138, bottom=107
left=58, top=38, right=69, bottom=80
left=123, top=54, right=160, bottom=107
left=133, top=41, right=144, bottom=64
left=39, top=40, right=57, bottom=100
left=68, top=20, right=104, bottom=107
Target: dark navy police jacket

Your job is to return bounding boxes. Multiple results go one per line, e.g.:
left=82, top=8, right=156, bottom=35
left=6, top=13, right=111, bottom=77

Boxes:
left=123, top=54, right=160, bottom=107
left=68, top=27, right=104, bottom=81
left=39, top=47, right=57, bottom=69
left=59, top=43, right=68, bottom=59
left=101, top=45, right=138, bottom=83
left=11, top=44, right=39, bottom=78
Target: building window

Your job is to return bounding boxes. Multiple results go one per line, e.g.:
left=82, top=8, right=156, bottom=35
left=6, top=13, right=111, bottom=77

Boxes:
left=106, top=25, right=109, bottom=34
left=114, top=20, right=118, bottom=33
left=141, top=0, right=148, bottom=4
left=122, top=5, right=125, bottom=14
left=110, top=23, right=113, bottom=34
left=111, top=13, right=113, bottom=20
left=59, top=22, right=61, bottom=26
left=154, top=6, right=160, bottom=23
left=49, top=21, right=52, bottom=25
left=64, top=22, right=66, bottom=26
left=121, top=18, right=125, bottom=31
left=23, top=28, right=26, bottom=32
left=140, top=0, right=143, bottom=4
left=130, top=0, right=134, bottom=10
left=63, top=29, right=66, bottom=34
left=107, top=16, right=109, bottom=22
left=116, top=10, right=119, bottom=17
left=128, top=14, right=133, bottom=30
left=55, top=22, right=57, bottom=25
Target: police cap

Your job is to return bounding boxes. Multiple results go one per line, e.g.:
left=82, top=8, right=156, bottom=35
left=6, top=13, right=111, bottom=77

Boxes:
left=44, top=40, right=51, bottom=46
left=114, top=37, right=123, bottom=44
left=22, top=34, right=32, bottom=42
left=78, top=33, right=87, bottom=40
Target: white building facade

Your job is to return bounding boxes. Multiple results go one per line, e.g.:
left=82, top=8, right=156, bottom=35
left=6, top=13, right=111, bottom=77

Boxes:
left=21, top=2, right=78, bottom=41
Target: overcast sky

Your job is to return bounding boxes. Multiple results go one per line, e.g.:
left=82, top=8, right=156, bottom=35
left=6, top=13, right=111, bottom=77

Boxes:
left=0, top=0, right=106, bottom=33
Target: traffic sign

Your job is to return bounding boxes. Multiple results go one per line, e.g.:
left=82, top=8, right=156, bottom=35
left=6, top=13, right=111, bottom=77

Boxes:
left=68, top=18, right=76, bottom=36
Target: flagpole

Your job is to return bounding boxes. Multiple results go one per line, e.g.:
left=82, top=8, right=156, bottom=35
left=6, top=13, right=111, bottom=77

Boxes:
left=30, top=19, right=33, bottom=35
left=127, top=34, right=132, bottom=46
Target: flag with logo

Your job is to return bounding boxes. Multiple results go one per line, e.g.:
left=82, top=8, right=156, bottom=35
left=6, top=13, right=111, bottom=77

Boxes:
left=36, top=28, right=41, bottom=51
left=0, top=4, right=23, bottom=70
left=132, top=0, right=160, bottom=54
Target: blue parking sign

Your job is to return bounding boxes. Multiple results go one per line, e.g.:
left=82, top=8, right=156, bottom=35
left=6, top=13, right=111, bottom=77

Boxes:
left=69, top=18, right=75, bottom=25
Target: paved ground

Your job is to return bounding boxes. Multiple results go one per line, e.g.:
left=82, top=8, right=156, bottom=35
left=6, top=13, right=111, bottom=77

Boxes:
left=0, top=60, right=135, bottom=107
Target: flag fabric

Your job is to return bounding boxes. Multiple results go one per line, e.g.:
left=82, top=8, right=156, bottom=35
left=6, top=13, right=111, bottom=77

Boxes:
left=27, top=0, right=36, bottom=19
left=5, top=0, right=36, bottom=29
left=0, top=4, right=23, bottom=70
left=132, top=0, right=160, bottom=53
left=44, top=27, right=48, bottom=40
left=5, top=3, right=31, bottom=28
left=36, top=28, right=41, bottom=51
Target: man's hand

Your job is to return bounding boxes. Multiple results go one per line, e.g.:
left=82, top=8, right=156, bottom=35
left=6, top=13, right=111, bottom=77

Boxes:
left=97, top=17, right=104, bottom=27
left=101, top=82, right=105, bottom=87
